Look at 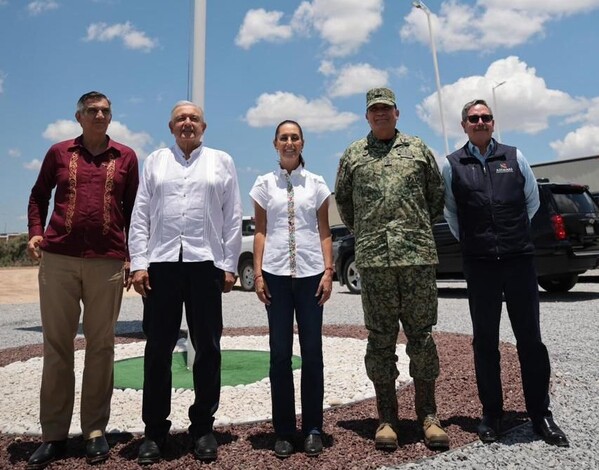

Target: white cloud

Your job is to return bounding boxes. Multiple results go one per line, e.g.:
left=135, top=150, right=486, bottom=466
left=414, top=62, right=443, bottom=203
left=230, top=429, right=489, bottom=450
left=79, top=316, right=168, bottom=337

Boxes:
left=235, top=9, right=293, bottom=49
left=483, top=0, right=599, bottom=15
left=318, top=60, right=336, bottom=76
left=550, top=125, right=599, bottom=159
left=8, top=148, right=21, bottom=158
left=42, top=119, right=80, bottom=141
left=84, top=22, right=157, bottom=52
left=292, top=0, right=384, bottom=57
left=42, top=119, right=154, bottom=159
left=400, top=0, right=599, bottom=53
left=550, top=98, right=599, bottom=158
left=416, top=56, right=586, bottom=140
left=106, top=121, right=153, bottom=159
left=0, top=73, right=4, bottom=93
left=245, top=91, right=359, bottom=133
left=391, top=65, right=409, bottom=79
left=327, top=63, right=388, bottom=98
left=27, top=0, right=58, bottom=15
left=24, top=159, right=42, bottom=171
left=236, top=0, right=383, bottom=57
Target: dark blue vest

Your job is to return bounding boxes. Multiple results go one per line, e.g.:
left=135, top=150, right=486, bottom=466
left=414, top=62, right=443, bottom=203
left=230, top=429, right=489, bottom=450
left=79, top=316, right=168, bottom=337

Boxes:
left=447, top=143, right=534, bottom=259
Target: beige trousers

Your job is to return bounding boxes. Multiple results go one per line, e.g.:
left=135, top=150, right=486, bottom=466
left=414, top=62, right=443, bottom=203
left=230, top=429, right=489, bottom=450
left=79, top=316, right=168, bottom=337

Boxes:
left=38, top=252, right=124, bottom=440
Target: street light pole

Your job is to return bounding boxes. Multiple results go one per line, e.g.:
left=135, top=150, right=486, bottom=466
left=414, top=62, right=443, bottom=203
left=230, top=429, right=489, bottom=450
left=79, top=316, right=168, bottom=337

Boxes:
left=412, top=0, right=449, bottom=156
left=491, top=80, right=506, bottom=142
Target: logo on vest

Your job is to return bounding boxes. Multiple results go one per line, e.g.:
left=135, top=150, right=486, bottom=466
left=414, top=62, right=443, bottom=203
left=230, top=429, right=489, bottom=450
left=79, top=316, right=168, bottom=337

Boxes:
left=495, top=162, right=514, bottom=174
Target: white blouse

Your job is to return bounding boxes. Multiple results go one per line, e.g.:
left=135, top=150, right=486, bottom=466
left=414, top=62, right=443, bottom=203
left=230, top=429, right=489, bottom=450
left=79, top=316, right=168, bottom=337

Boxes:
left=250, top=166, right=331, bottom=278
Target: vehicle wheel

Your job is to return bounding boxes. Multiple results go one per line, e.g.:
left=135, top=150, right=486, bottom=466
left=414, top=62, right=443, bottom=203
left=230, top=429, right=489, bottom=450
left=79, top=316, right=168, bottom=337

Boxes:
left=343, top=255, right=361, bottom=294
left=238, top=257, right=254, bottom=292
left=538, top=274, right=578, bottom=293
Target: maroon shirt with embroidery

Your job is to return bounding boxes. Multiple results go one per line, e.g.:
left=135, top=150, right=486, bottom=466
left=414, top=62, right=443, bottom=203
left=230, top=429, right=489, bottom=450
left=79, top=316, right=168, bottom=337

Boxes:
left=27, top=135, right=139, bottom=259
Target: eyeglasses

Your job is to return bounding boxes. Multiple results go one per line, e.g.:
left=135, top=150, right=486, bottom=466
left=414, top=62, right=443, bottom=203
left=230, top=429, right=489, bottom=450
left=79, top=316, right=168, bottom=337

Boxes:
left=83, top=107, right=111, bottom=117
left=466, top=114, right=493, bottom=124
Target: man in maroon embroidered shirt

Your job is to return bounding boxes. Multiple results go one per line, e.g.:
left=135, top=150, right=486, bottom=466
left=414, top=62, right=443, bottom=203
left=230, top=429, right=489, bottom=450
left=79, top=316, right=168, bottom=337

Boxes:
left=26, top=91, right=139, bottom=469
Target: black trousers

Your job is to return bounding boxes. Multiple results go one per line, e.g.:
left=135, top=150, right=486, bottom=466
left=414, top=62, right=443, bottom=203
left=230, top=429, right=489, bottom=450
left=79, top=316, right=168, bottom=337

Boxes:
left=141, top=260, right=224, bottom=440
left=462, top=256, right=551, bottom=421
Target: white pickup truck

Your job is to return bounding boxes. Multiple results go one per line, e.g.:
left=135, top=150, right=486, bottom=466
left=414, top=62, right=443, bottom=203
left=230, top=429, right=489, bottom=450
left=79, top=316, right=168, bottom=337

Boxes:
left=237, top=216, right=255, bottom=291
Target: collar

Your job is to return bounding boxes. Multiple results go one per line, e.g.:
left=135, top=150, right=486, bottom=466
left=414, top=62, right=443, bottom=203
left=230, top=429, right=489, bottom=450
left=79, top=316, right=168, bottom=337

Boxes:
left=173, top=142, right=203, bottom=162
left=277, top=165, right=305, bottom=178
left=467, top=138, right=496, bottom=160
left=70, top=134, right=120, bottom=157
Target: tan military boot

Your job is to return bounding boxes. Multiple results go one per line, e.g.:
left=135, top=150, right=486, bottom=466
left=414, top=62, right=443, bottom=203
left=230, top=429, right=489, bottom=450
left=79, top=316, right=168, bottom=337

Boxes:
left=375, top=423, right=398, bottom=450
left=374, top=382, right=399, bottom=450
left=414, top=379, right=449, bottom=449
left=422, top=415, right=449, bottom=449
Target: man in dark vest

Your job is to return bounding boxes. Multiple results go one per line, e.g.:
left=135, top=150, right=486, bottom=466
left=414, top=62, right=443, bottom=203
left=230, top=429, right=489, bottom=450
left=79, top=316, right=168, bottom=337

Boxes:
left=442, top=99, right=568, bottom=447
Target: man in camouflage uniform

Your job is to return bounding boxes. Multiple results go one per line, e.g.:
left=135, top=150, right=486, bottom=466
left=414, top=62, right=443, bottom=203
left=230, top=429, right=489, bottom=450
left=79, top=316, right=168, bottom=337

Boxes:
left=335, top=87, right=448, bottom=450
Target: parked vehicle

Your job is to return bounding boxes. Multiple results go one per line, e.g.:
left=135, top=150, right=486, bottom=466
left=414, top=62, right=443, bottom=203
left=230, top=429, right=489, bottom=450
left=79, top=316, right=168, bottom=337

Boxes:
left=236, top=220, right=349, bottom=292
left=237, top=216, right=255, bottom=291
left=336, top=180, right=599, bottom=294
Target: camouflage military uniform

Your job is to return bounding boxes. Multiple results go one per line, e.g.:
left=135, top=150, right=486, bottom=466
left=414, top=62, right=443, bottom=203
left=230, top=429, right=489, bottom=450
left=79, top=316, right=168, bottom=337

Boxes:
left=335, top=129, right=444, bottom=392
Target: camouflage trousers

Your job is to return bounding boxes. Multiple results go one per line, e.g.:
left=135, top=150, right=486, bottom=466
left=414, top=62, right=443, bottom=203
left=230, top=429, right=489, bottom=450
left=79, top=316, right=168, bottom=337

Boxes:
left=361, top=265, right=440, bottom=384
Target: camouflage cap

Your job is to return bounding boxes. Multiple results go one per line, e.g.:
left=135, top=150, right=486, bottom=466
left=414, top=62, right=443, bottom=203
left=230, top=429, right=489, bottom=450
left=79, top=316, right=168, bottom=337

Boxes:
left=366, top=87, right=396, bottom=109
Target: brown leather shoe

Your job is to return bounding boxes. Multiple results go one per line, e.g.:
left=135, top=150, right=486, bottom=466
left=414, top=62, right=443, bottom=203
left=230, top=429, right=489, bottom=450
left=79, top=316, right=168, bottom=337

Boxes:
left=375, top=423, right=397, bottom=450
left=422, top=415, right=449, bottom=449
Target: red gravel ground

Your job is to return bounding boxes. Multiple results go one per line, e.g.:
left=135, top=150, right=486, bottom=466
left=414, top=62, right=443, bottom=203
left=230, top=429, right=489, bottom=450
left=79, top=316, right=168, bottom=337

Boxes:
left=0, top=325, right=527, bottom=469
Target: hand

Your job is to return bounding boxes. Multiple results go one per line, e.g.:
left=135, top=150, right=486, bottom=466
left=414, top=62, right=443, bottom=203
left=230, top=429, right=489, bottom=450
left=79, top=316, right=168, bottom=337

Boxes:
left=255, top=276, right=271, bottom=306
left=131, top=269, right=151, bottom=297
left=316, top=272, right=333, bottom=306
left=123, top=261, right=132, bottom=289
left=27, top=235, right=43, bottom=261
left=223, top=271, right=236, bottom=293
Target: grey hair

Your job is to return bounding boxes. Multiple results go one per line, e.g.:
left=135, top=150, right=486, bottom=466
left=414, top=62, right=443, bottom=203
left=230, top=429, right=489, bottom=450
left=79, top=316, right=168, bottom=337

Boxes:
left=461, top=99, right=493, bottom=122
left=170, top=100, right=204, bottom=122
left=76, top=91, right=111, bottom=113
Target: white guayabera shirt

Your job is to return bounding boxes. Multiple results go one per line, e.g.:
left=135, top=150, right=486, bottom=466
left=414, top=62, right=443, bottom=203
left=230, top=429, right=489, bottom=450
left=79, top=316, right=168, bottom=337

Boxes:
left=129, top=143, right=242, bottom=273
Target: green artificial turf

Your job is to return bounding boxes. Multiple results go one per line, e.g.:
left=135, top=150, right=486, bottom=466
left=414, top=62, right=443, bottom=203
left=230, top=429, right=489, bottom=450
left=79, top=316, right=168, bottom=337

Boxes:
left=114, top=350, right=301, bottom=390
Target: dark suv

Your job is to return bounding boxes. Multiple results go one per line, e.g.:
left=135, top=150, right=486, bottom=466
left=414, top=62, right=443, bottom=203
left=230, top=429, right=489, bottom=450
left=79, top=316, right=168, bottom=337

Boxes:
left=335, top=180, right=599, bottom=294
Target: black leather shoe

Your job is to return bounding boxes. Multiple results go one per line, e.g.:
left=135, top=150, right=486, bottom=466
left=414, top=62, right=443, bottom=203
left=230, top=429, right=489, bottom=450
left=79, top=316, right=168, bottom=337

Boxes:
left=194, top=432, right=218, bottom=462
left=304, top=434, right=323, bottom=456
left=478, top=415, right=502, bottom=443
left=86, top=435, right=109, bottom=464
left=532, top=416, right=569, bottom=447
left=274, top=436, right=294, bottom=458
left=27, top=440, right=67, bottom=470
left=137, top=438, right=164, bottom=465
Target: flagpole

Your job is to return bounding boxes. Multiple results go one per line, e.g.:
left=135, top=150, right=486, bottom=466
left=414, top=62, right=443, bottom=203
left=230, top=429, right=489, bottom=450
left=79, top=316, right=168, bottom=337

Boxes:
left=187, top=0, right=207, bottom=369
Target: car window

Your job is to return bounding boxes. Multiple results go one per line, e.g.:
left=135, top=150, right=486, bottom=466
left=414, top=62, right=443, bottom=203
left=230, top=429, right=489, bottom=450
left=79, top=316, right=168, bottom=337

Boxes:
left=331, top=226, right=350, bottom=241
left=551, top=190, right=597, bottom=214
left=242, top=218, right=255, bottom=236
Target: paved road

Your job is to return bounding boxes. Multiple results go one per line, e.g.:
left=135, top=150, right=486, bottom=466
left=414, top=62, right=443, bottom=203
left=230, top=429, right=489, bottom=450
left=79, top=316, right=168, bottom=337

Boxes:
left=1, top=274, right=598, bottom=469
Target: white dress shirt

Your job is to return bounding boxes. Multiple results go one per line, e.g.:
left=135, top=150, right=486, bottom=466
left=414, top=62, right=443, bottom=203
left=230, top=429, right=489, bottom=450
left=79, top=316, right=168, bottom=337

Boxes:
left=129, top=143, right=242, bottom=273
left=250, top=166, right=331, bottom=277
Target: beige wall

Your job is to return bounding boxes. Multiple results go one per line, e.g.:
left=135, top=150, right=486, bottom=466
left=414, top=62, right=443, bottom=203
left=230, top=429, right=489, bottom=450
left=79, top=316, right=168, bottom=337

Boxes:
left=532, top=155, right=599, bottom=192
left=328, top=194, right=343, bottom=227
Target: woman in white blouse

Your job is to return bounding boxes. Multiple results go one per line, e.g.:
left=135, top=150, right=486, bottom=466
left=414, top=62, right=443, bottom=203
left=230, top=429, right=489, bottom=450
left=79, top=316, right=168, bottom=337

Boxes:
left=250, top=120, right=334, bottom=458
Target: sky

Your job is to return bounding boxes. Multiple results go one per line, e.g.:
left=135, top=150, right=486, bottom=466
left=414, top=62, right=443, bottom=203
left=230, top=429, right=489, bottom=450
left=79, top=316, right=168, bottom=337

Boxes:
left=1, top=0, right=599, bottom=233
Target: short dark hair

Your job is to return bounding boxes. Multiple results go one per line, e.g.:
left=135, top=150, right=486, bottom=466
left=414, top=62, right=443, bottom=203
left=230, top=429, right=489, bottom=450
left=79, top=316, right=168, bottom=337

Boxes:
left=274, top=120, right=305, bottom=167
left=77, top=91, right=111, bottom=112
left=461, top=99, right=492, bottom=122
